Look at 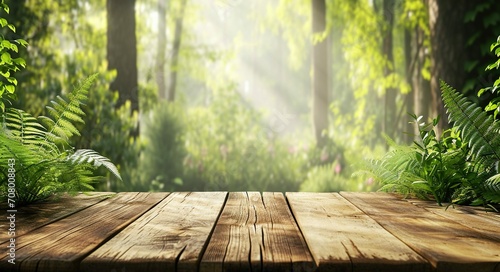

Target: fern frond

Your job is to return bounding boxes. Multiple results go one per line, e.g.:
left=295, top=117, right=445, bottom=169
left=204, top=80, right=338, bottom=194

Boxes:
left=42, top=73, right=98, bottom=143
left=67, top=149, right=122, bottom=181
left=441, top=81, right=500, bottom=171
left=483, top=175, right=500, bottom=204
left=2, top=109, right=59, bottom=153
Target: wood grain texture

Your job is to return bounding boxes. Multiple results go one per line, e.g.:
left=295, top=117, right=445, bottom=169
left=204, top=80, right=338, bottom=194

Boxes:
left=0, top=192, right=113, bottom=243
left=406, top=198, right=500, bottom=242
left=341, top=192, right=500, bottom=272
left=200, top=192, right=315, bottom=272
left=0, top=192, right=166, bottom=272
left=287, top=192, right=430, bottom=272
left=80, top=192, right=227, bottom=272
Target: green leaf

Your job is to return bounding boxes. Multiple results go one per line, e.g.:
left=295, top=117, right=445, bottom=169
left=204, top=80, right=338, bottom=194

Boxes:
left=491, top=42, right=499, bottom=52
left=7, top=24, right=15, bottom=33
left=1, top=39, right=11, bottom=49
left=7, top=77, right=17, bottom=85
left=10, top=43, right=18, bottom=53
left=13, top=58, right=26, bottom=68
left=1, top=52, right=12, bottom=63
left=15, top=39, right=28, bottom=47
left=478, top=87, right=490, bottom=97
left=0, top=18, right=7, bottom=28
left=485, top=103, right=498, bottom=112
left=494, top=78, right=500, bottom=87
left=5, top=84, right=15, bottom=94
left=0, top=70, right=10, bottom=78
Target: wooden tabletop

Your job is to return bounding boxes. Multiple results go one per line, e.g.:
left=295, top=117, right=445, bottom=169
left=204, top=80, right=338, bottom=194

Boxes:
left=1, top=192, right=499, bottom=272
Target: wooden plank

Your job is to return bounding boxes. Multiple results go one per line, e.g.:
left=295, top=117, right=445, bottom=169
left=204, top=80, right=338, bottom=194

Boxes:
left=200, top=192, right=315, bottom=272
left=286, top=192, right=430, bottom=272
left=341, top=192, right=500, bottom=272
left=80, top=192, right=227, bottom=272
left=0, top=192, right=166, bottom=272
left=405, top=198, right=500, bottom=242
left=0, top=192, right=113, bottom=243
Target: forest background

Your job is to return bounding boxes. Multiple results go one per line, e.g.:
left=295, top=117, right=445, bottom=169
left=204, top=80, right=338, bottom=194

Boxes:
left=2, top=0, right=500, bottom=193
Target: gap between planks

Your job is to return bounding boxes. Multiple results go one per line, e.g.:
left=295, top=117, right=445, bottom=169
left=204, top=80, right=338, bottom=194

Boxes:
left=201, top=192, right=316, bottom=272
left=286, top=192, right=430, bottom=272
left=0, top=192, right=168, bottom=272
left=340, top=192, right=500, bottom=272
left=81, top=192, right=228, bottom=272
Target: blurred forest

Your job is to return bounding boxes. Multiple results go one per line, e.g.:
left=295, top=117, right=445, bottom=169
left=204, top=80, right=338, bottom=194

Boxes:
left=2, top=0, right=500, bottom=193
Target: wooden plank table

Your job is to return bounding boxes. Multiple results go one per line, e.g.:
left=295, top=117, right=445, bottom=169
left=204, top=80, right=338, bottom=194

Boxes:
left=1, top=192, right=499, bottom=272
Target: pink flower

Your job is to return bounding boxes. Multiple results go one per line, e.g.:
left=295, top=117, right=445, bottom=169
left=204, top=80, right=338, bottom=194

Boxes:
left=334, top=163, right=342, bottom=174
left=365, top=177, right=375, bottom=185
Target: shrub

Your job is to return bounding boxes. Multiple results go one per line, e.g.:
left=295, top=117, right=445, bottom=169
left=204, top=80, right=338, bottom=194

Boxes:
left=360, top=79, right=500, bottom=207
left=141, top=101, right=186, bottom=191
left=0, top=74, right=121, bottom=205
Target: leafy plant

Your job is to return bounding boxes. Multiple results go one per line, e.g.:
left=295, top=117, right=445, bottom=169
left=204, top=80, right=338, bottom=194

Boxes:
left=0, top=74, right=121, bottom=205
left=358, top=114, right=468, bottom=204
left=181, top=86, right=306, bottom=192
left=359, top=83, right=500, bottom=206
left=359, top=36, right=500, bottom=207
left=0, top=2, right=27, bottom=112
left=141, top=101, right=186, bottom=191
left=441, top=81, right=500, bottom=205
left=478, top=36, right=500, bottom=119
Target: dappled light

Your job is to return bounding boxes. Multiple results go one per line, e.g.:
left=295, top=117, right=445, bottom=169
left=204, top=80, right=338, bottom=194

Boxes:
left=0, top=0, right=499, bottom=208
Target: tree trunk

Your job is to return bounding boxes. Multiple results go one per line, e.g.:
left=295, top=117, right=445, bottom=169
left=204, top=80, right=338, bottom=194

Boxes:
left=106, top=0, right=139, bottom=115
left=382, top=0, right=396, bottom=138
left=156, top=0, right=167, bottom=100
left=404, top=28, right=414, bottom=142
left=312, top=0, right=328, bottom=148
left=428, top=0, right=466, bottom=134
left=167, top=0, right=188, bottom=102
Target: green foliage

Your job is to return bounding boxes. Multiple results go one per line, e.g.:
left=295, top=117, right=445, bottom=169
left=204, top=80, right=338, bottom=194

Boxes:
left=0, top=74, right=121, bottom=205
left=0, top=1, right=27, bottom=112
left=463, top=0, right=500, bottom=97
left=360, top=82, right=500, bottom=206
left=441, top=82, right=500, bottom=205
left=478, top=36, right=500, bottom=119
left=141, top=102, right=186, bottom=191
left=358, top=115, right=468, bottom=204
left=181, top=87, right=306, bottom=191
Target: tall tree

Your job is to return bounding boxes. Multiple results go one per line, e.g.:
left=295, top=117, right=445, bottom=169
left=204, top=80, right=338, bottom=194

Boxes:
left=401, top=0, right=432, bottom=139
left=106, top=0, right=139, bottom=116
left=167, top=0, right=188, bottom=102
left=382, top=0, right=396, bottom=138
left=156, top=0, right=167, bottom=100
left=312, top=0, right=328, bottom=147
left=428, top=0, right=466, bottom=134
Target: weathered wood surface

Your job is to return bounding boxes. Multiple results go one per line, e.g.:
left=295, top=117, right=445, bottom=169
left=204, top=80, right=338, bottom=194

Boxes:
left=287, top=192, right=430, bottom=272
left=341, top=192, right=500, bottom=272
left=404, top=198, right=500, bottom=241
left=201, top=192, right=315, bottom=272
left=1, top=191, right=499, bottom=272
left=0, top=192, right=166, bottom=272
left=81, top=192, right=227, bottom=272
left=0, top=192, right=112, bottom=243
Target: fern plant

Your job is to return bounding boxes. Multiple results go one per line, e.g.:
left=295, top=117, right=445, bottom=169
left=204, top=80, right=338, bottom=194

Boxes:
left=359, top=83, right=500, bottom=207
left=359, top=34, right=500, bottom=208
left=0, top=74, right=121, bottom=205
left=357, top=116, right=469, bottom=205
left=441, top=81, right=500, bottom=205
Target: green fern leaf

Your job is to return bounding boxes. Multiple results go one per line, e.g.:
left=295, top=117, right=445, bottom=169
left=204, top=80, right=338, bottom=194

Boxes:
left=441, top=81, right=500, bottom=171
left=43, top=73, right=98, bottom=143
left=2, top=109, right=58, bottom=153
left=67, top=149, right=122, bottom=181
